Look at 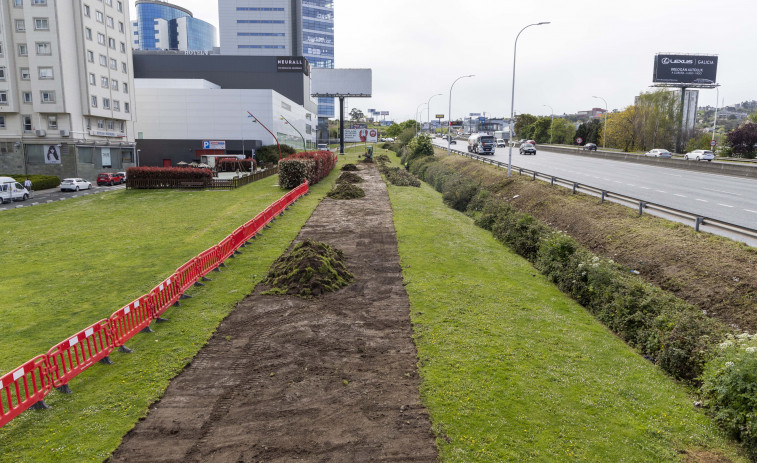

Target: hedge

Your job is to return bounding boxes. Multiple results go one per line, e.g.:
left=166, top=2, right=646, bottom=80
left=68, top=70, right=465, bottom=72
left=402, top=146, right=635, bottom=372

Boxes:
left=126, top=166, right=213, bottom=181
left=256, top=144, right=296, bottom=166
left=1, top=174, right=60, bottom=190
left=278, top=150, right=335, bottom=189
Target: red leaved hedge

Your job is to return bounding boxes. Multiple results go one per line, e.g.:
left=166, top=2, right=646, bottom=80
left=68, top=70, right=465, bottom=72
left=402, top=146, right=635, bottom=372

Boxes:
left=277, top=150, right=335, bottom=189
left=126, top=166, right=213, bottom=181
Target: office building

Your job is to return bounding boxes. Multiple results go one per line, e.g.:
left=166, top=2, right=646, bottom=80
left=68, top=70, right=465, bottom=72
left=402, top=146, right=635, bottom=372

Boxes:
left=132, top=0, right=216, bottom=52
left=0, top=0, right=136, bottom=178
left=219, top=0, right=334, bottom=138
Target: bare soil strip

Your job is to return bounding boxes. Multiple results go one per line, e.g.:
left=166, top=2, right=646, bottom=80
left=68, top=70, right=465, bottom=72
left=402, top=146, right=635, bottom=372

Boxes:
left=110, top=163, right=438, bottom=462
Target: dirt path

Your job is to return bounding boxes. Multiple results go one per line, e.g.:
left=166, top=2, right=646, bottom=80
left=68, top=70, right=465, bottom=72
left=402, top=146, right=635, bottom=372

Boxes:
left=110, top=164, right=439, bottom=462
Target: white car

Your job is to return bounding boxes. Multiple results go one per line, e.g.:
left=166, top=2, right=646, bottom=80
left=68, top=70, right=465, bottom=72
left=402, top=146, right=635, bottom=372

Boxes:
left=684, top=149, right=714, bottom=162
left=645, top=149, right=672, bottom=158
left=60, top=178, right=92, bottom=192
left=496, top=138, right=507, bottom=147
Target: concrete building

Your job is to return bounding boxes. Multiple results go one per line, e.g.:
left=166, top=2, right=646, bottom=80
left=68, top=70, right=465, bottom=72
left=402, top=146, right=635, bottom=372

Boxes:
left=0, top=0, right=136, bottom=178
left=218, top=0, right=334, bottom=138
left=132, top=52, right=317, bottom=166
left=132, top=0, right=216, bottom=52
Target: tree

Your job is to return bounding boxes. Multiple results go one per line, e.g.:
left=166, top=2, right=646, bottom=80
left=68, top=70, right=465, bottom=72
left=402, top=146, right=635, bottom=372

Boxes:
left=748, top=111, right=757, bottom=124
left=685, top=131, right=713, bottom=152
left=349, top=108, right=364, bottom=122
left=399, top=120, right=417, bottom=131
left=385, top=123, right=402, bottom=138
left=514, top=114, right=537, bottom=139
left=398, top=127, right=416, bottom=147
left=604, top=107, right=637, bottom=152
left=550, top=118, right=576, bottom=145
left=575, top=119, right=602, bottom=145
left=726, top=122, right=757, bottom=158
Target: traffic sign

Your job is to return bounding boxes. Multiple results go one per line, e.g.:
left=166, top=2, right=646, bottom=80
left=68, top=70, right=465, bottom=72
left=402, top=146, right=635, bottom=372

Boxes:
left=710, top=140, right=717, bottom=147
left=576, top=137, right=583, bottom=144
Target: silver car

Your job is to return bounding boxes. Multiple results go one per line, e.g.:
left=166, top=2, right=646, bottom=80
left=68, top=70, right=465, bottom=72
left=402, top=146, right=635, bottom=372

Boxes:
left=645, top=149, right=672, bottom=158
left=684, top=150, right=714, bottom=161
left=60, top=178, right=92, bottom=192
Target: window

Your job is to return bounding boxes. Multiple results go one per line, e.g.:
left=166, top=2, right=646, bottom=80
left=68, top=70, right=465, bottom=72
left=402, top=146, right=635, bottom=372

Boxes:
left=0, top=67, right=5, bottom=80
left=122, top=82, right=128, bottom=93
left=109, top=58, right=117, bottom=70
left=13, top=0, right=22, bottom=7
left=111, top=79, right=118, bottom=90
left=91, top=95, right=97, bottom=107
left=106, top=120, right=114, bottom=130
left=23, top=92, right=32, bottom=103
left=106, top=16, right=114, bottom=29
left=95, top=11, right=103, bottom=23
left=101, top=76, right=108, bottom=87
left=86, top=118, right=91, bottom=130
left=47, top=115, right=57, bottom=129
left=20, top=68, right=30, bottom=79
left=117, top=1, right=122, bottom=12
left=97, top=118, right=104, bottom=128
left=0, top=116, right=5, bottom=128
left=22, top=115, right=32, bottom=131
left=87, top=50, right=94, bottom=62
left=0, top=91, right=8, bottom=104
left=105, top=0, right=112, bottom=5
left=108, top=37, right=115, bottom=49
left=40, top=91, right=54, bottom=103
left=84, top=4, right=90, bottom=16
left=32, top=0, right=46, bottom=4
left=124, top=102, right=129, bottom=113
left=15, top=20, right=25, bottom=32
left=99, top=54, right=107, bottom=66
left=85, top=28, right=92, bottom=40
left=113, top=100, right=120, bottom=111
left=97, top=32, right=105, bottom=45
left=102, top=97, right=110, bottom=109
left=36, top=42, right=51, bottom=55
left=121, top=62, right=127, bottom=73
left=119, top=42, right=125, bottom=53
left=118, top=21, right=124, bottom=33
left=0, top=43, right=3, bottom=56
left=18, top=43, right=28, bottom=56
left=33, top=18, right=49, bottom=30
left=89, top=73, right=95, bottom=85
left=119, top=121, right=124, bottom=132
left=38, top=67, right=53, bottom=79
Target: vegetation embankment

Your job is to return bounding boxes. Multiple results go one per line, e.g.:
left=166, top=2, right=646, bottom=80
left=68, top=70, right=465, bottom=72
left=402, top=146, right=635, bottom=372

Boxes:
left=0, top=166, right=341, bottom=461
left=381, top=148, right=746, bottom=461
left=0, top=174, right=60, bottom=190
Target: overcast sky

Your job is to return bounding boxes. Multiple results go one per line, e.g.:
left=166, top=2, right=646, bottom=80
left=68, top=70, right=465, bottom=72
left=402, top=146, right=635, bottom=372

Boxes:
left=131, top=0, right=756, bottom=122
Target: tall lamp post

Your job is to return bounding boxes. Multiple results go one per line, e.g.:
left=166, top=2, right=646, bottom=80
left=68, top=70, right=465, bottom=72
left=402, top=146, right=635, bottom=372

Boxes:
left=447, top=74, right=475, bottom=155
left=415, top=102, right=426, bottom=137
left=426, top=93, right=442, bottom=135
left=280, top=115, right=306, bottom=150
left=543, top=104, right=554, bottom=144
left=592, top=95, right=608, bottom=149
left=247, top=111, right=281, bottom=161
left=711, top=86, right=720, bottom=144
left=507, top=22, right=550, bottom=176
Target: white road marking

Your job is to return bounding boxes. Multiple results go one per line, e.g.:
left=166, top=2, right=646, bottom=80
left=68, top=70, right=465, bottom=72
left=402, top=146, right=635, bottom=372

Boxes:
left=745, top=209, right=757, bottom=214
left=695, top=199, right=708, bottom=202
left=639, top=186, right=650, bottom=190
left=655, top=190, right=666, bottom=193
left=702, top=187, right=741, bottom=196
left=718, top=204, right=734, bottom=208
left=674, top=194, right=686, bottom=198
left=627, top=183, right=636, bottom=187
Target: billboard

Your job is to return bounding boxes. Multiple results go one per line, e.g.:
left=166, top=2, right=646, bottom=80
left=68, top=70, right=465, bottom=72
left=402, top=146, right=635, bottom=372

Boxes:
left=344, top=128, right=378, bottom=143
left=277, top=56, right=310, bottom=75
left=380, top=111, right=389, bottom=116
left=435, top=114, right=445, bottom=119
left=469, top=112, right=481, bottom=117
left=311, top=68, right=372, bottom=97
left=653, top=54, right=718, bottom=84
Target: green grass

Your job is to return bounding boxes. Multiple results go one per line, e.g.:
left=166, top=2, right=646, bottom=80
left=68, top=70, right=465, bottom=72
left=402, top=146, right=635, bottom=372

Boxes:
left=0, top=163, right=345, bottom=462
left=382, top=155, right=746, bottom=461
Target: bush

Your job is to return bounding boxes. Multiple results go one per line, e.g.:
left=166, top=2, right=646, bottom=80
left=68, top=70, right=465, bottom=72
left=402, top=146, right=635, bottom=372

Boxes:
left=126, top=166, right=212, bottom=181
left=278, top=159, right=311, bottom=188
left=278, top=150, right=336, bottom=188
left=700, top=334, right=757, bottom=459
left=255, top=144, right=296, bottom=166
left=441, top=173, right=480, bottom=212
left=382, top=167, right=420, bottom=187
left=2, top=174, right=60, bottom=190
left=405, top=135, right=435, bottom=165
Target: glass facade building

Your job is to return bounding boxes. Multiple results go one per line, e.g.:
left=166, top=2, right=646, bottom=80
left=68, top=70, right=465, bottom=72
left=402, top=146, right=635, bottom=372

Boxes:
left=302, top=0, right=334, bottom=118
left=134, top=0, right=216, bottom=51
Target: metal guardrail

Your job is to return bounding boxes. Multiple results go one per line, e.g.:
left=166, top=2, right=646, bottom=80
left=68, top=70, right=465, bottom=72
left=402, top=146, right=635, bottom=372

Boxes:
left=443, top=146, right=757, bottom=242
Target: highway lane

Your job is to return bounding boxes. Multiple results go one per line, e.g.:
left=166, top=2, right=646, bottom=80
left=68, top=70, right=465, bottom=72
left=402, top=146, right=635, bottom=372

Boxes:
left=433, top=138, right=757, bottom=230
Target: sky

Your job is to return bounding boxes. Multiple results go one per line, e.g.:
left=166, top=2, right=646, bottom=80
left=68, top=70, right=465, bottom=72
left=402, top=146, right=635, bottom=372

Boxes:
left=130, top=0, right=756, bottom=122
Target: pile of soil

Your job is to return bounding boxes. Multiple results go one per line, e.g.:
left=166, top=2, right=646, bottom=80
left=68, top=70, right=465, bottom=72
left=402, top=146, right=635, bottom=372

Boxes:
left=327, top=183, right=366, bottom=200
left=340, top=163, right=359, bottom=171
left=375, top=153, right=391, bottom=164
left=337, top=171, right=363, bottom=184
left=263, top=239, right=353, bottom=297
left=438, top=153, right=757, bottom=332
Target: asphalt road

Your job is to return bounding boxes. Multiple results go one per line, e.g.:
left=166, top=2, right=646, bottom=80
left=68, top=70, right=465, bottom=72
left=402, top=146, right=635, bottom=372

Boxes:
left=433, top=138, right=757, bottom=231
left=0, top=183, right=125, bottom=212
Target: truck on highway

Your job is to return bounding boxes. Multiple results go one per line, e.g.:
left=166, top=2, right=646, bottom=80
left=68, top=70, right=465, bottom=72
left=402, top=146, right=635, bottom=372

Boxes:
left=467, top=133, right=496, bottom=155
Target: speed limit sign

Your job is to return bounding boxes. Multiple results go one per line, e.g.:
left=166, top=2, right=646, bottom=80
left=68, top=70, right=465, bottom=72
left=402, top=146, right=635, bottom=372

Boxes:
left=710, top=140, right=717, bottom=147
left=576, top=137, right=583, bottom=144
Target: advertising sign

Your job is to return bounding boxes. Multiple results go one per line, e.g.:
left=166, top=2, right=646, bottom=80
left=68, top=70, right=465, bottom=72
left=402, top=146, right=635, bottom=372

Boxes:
left=344, top=128, right=378, bottom=143
left=380, top=111, right=389, bottom=116
left=202, top=140, right=226, bottom=150
left=44, top=145, right=61, bottom=164
left=478, top=116, right=486, bottom=123
left=653, top=54, right=718, bottom=84
left=101, top=148, right=111, bottom=168
left=469, top=113, right=481, bottom=117
left=435, top=114, right=445, bottom=119
left=277, top=56, right=310, bottom=75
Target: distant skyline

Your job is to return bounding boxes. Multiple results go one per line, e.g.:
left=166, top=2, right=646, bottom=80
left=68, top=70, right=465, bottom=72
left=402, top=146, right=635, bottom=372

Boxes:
left=130, top=0, right=756, bottom=122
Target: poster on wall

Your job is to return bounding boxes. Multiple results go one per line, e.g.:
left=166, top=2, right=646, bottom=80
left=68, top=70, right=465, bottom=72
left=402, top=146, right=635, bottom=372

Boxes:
left=44, top=145, right=61, bottom=164
left=101, top=148, right=111, bottom=168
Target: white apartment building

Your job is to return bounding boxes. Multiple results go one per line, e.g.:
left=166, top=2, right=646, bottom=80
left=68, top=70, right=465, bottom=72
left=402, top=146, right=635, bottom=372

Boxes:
left=0, top=0, right=136, bottom=179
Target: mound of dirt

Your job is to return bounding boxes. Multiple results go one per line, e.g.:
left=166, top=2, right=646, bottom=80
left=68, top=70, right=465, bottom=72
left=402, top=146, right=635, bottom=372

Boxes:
left=263, top=239, right=353, bottom=297
left=327, top=183, right=366, bottom=199
left=337, top=171, right=363, bottom=184
left=375, top=153, right=391, bottom=164
left=341, top=163, right=359, bottom=171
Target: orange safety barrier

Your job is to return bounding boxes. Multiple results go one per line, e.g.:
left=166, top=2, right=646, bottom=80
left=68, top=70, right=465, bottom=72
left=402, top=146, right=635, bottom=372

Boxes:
left=110, top=296, right=153, bottom=350
left=149, top=276, right=182, bottom=318
left=0, top=355, right=51, bottom=428
left=196, top=246, right=220, bottom=277
left=174, top=258, right=200, bottom=295
left=47, top=319, right=114, bottom=391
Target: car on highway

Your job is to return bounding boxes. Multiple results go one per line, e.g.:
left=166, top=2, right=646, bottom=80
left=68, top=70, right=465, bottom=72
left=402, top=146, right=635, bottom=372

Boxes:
left=60, top=178, right=92, bottom=192
left=645, top=149, right=672, bottom=158
left=97, top=173, right=120, bottom=186
left=684, top=149, right=714, bottom=161
left=583, top=143, right=598, bottom=151
left=519, top=143, right=536, bottom=155
left=527, top=139, right=536, bottom=146
left=496, top=138, right=507, bottom=147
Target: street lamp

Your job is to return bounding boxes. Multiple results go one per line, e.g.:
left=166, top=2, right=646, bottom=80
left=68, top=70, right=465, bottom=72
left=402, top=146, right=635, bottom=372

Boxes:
left=280, top=115, right=306, bottom=150
left=543, top=104, right=554, bottom=144
left=427, top=93, right=442, bottom=134
left=248, top=111, right=281, bottom=161
left=507, top=22, right=550, bottom=176
left=592, top=95, right=608, bottom=149
left=448, top=74, right=475, bottom=155
left=415, top=102, right=427, bottom=137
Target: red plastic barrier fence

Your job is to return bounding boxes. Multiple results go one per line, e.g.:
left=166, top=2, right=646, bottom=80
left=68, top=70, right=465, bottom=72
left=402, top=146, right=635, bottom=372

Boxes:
left=149, top=276, right=182, bottom=318
left=231, top=226, right=247, bottom=250
left=0, top=355, right=51, bottom=428
left=47, top=320, right=114, bottom=390
left=196, top=246, right=220, bottom=277
left=174, top=258, right=200, bottom=295
left=110, top=296, right=152, bottom=348
left=217, top=235, right=236, bottom=263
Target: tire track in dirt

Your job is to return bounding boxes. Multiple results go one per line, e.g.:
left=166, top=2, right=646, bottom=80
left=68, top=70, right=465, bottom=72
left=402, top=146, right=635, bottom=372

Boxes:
left=110, top=163, right=438, bottom=462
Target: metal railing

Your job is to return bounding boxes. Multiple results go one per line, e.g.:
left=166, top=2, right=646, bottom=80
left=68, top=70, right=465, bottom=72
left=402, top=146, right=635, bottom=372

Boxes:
left=444, top=147, right=757, bottom=242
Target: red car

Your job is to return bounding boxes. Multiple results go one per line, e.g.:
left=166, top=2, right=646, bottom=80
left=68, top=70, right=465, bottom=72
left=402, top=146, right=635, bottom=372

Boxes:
left=97, top=173, right=121, bottom=186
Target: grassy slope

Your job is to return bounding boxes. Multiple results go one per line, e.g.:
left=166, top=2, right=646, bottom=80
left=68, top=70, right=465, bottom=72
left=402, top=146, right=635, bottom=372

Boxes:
left=0, top=165, right=342, bottom=461
left=382, top=152, right=745, bottom=462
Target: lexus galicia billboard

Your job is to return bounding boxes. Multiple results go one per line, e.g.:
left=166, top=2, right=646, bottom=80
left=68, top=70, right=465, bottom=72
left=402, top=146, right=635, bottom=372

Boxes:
left=653, top=54, right=718, bottom=84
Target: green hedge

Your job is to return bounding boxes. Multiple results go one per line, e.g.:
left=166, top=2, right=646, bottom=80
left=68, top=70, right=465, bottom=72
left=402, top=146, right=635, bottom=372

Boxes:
left=1, top=174, right=60, bottom=190
left=255, top=144, right=296, bottom=166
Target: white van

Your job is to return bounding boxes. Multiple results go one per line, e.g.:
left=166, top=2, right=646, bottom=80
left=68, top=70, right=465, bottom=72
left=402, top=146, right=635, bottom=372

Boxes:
left=0, top=176, right=30, bottom=204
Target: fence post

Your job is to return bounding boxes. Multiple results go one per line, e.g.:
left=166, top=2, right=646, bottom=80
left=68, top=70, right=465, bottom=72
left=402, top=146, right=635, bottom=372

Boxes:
left=572, top=183, right=578, bottom=194
left=695, top=216, right=704, bottom=232
left=551, top=176, right=555, bottom=186
left=601, top=191, right=607, bottom=203
left=532, top=171, right=536, bottom=180
left=638, top=201, right=646, bottom=216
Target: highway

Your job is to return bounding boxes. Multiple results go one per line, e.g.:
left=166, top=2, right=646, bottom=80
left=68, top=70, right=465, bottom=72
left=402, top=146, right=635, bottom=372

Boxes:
left=432, top=138, right=757, bottom=231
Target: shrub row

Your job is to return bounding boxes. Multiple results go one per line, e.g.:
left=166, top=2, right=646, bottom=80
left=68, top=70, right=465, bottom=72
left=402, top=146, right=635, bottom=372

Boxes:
left=216, top=158, right=256, bottom=172
left=255, top=144, right=297, bottom=166
left=409, top=153, right=757, bottom=459
left=1, top=174, right=60, bottom=190
left=126, top=166, right=213, bottom=181
left=379, top=166, right=420, bottom=187
left=278, top=150, right=335, bottom=189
